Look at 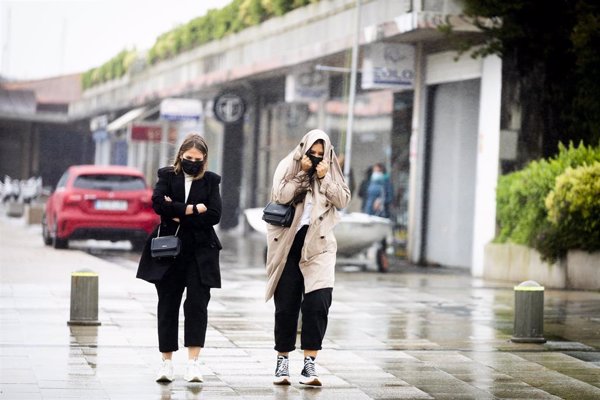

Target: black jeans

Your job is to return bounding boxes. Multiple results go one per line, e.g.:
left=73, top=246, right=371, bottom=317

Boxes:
left=155, top=243, right=211, bottom=353
left=274, top=225, right=333, bottom=352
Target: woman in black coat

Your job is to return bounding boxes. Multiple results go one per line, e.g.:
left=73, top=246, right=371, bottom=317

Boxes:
left=137, top=133, right=222, bottom=383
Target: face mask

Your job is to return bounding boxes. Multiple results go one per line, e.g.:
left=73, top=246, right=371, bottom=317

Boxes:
left=306, top=152, right=323, bottom=172
left=371, top=171, right=384, bottom=182
left=181, top=158, right=204, bottom=175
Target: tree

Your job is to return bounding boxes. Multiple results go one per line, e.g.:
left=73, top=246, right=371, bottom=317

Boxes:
left=456, top=0, right=600, bottom=157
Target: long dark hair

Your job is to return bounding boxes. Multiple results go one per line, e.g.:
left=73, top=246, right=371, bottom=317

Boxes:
left=173, top=133, right=208, bottom=179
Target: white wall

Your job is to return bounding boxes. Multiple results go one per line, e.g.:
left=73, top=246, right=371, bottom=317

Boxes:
left=471, top=55, right=502, bottom=276
left=409, top=50, right=502, bottom=272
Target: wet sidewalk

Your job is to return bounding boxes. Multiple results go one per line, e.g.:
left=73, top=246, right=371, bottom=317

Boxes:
left=0, top=213, right=599, bottom=399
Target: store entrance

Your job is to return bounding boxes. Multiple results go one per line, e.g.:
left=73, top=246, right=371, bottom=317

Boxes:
left=390, top=91, right=413, bottom=258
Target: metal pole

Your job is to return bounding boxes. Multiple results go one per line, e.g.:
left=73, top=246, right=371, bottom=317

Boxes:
left=344, top=0, right=361, bottom=182
left=511, top=280, right=546, bottom=343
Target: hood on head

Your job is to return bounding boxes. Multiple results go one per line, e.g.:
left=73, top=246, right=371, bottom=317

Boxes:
left=293, top=129, right=333, bottom=162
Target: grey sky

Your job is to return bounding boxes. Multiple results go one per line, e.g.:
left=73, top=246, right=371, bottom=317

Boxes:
left=0, top=0, right=231, bottom=80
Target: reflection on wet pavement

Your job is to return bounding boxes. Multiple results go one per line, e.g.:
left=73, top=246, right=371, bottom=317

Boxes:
left=1, top=224, right=599, bottom=399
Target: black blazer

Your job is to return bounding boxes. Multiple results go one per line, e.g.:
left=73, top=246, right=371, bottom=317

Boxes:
left=136, top=167, right=223, bottom=287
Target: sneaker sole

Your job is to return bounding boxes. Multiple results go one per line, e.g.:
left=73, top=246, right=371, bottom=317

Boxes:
left=156, top=375, right=173, bottom=383
left=299, top=377, right=322, bottom=386
left=273, top=376, right=291, bottom=385
left=184, top=376, right=203, bottom=383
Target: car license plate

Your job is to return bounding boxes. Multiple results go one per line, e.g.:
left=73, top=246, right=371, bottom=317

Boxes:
left=95, top=200, right=127, bottom=211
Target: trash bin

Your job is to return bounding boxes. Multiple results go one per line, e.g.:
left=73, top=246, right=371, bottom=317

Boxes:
left=511, top=280, right=545, bottom=343
left=67, top=270, right=101, bottom=326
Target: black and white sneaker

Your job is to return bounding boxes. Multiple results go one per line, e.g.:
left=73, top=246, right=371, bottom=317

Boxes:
left=273, top=355, right=290, bottom=385
left=299, top=356, right=321, bottom=386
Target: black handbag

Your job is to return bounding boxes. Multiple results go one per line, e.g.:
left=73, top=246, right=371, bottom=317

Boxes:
left=262, top=201, right=295, bottom=227
left=151, top=224, right=181, bottom=258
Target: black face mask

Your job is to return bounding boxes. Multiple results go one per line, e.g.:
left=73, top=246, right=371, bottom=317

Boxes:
left=181, top=158, right=204, bottom=175
left=306, top=152, right=323, bottom=173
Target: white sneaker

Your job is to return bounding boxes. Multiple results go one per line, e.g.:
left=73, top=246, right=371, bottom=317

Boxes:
left=156, top=358, right=174, bottom=382
left=184, top=358, right=203, bottom=382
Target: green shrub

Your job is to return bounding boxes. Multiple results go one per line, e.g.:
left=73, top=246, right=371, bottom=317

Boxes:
left=81, top=49, right=137, bottom=89
left=83, top=0, right=322, bottom=88
left=541, top=162, right=600, bottom=261
left=495, top=142, right=600, bottom=260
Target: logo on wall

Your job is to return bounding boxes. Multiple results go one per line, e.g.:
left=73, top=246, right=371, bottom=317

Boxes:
left=362, top=43, right=415, bottom=90
left=285, top=68, right=329, bottom=103
left=213, top=93, right=246, bottom=124
left=160, top=98, right=202, bottom=121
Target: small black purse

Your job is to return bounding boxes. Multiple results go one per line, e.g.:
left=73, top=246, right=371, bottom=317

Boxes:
left=151, top=224, right=181, bottom=258
left=262, top=201, right=295, bottom=227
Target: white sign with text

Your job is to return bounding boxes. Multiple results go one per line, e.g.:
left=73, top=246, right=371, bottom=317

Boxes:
left=362, top=43, right=415, bottom=90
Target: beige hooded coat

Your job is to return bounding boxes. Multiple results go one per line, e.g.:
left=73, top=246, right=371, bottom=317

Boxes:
left=265, top=130, right=351, bottom=302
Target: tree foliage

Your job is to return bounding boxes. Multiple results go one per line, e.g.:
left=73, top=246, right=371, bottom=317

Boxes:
left=459, top=0, right=600, bottom=152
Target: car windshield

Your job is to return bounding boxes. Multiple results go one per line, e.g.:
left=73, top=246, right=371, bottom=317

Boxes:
left=73, top=174, right=146, bottom=191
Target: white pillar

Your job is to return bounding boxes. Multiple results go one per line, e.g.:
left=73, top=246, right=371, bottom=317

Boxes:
left=159, top=121, right=169, bottom=167
left=471, top=55, right=502, bottom=277
left=407, top=42, right=427, bottom=263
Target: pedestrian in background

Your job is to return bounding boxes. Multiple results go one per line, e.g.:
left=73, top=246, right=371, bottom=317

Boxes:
left=265, top=129, right=351, bottom=386
left=362, top=162, right=393, bottom=218
left=362, top=162, right=393, bottom=272
left=357, top=165, right=373, bottom=212
left=136, top=133, right=222, bottom=383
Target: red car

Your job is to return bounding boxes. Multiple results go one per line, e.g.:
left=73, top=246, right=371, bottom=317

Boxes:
left=42, top=165, right=159, bottom=250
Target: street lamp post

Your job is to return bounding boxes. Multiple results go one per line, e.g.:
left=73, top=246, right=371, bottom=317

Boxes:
left=343, top=0, right=361, bottom=183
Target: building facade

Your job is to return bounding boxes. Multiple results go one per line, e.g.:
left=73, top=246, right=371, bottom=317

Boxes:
left=66, top=0, right=502, bottom=276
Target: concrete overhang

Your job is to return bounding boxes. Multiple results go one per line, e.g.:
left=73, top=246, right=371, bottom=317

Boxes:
left=368, top=11, right=480, bottom=44
left=69, top=6, right=482, bottom=118
left=0, top=111, right=70, bottom=124
left=106, top=106, right=148, bottom=132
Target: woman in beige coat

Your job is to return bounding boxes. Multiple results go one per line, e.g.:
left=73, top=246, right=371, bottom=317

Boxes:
left=265, top=129, right=350, bottom=386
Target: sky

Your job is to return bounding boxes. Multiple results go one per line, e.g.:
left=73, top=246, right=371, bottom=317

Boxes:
left=0, top=0, right=232, bottom=80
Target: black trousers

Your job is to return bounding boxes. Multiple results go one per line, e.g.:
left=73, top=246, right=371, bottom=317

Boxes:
left=155, top=244, right=211, bottom=353
left=274, top=225, right=333, bottom=352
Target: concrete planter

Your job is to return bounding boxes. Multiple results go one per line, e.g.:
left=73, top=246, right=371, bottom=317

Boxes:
left=483, top=243, right=599, bottom=290
left=25, top=204, right=45, bottom=225
left=567, top=250, right=600, bottom=291
left=6, top=201, right=25, bottom=218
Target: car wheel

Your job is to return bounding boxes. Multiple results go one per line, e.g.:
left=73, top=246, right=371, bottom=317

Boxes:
left=41, top=213, right=52, bottom=246
left=53, top=236, right=69, bottom=249
left=52, top=219, right=69, bottom=249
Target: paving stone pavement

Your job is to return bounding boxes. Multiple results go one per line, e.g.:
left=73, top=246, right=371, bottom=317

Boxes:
left=0, top=213, right=599, bottom=399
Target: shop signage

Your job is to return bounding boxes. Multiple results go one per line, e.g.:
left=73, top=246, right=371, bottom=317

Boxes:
left=131, top=123, right=162, bottom=142
left=213, top=93, right=246, bottom=123
left=160, top=98, right=202, bottom=121
left=362, top=43, right=415, bottom=90
left=285, top=68, right=329, bottom=102
left=90, top=114, right=108, bottom=131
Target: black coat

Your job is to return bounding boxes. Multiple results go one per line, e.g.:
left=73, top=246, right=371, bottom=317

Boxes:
left=136, top=167, right=223, bottom=287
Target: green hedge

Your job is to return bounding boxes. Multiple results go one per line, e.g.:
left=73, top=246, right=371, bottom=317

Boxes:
left=543, top=162, right=600, bottom=261
left=495, top=142, right=600, bottom=262
left=81, top=49, right=137, bottom=89
left=83, top=0, right=321, bottom=89
left=148, top=0, right=320, bottom=65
